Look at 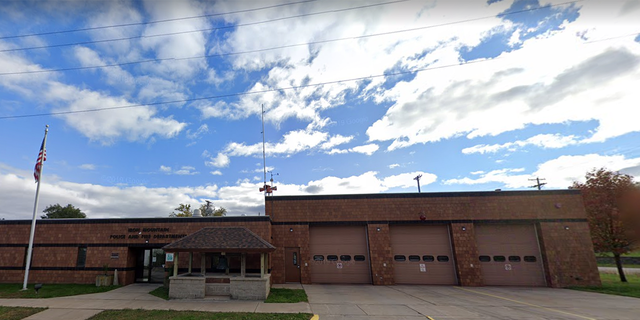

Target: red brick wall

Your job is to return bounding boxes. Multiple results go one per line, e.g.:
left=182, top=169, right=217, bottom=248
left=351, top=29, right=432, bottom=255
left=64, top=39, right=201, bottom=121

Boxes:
left=270, top=224, right=310, bottom=284
left=450, top=223, right=483, bottom=286
left=367, top=224, right=394, bottom=285
left=537, top=222, right=601, bottom=287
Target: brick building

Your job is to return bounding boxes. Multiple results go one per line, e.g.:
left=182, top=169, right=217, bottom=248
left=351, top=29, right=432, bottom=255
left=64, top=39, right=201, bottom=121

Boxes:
left=0, top=190, right=600, bottom=288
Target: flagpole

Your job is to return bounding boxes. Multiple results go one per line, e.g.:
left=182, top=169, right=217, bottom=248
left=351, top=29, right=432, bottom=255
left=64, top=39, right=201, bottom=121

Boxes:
left=22, top=125, right=49, bottom=291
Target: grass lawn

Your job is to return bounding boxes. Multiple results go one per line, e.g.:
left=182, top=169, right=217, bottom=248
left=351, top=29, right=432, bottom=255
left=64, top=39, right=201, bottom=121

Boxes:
left=0, top=306, right=46, bottom=320
left=88, top=310, right=313, bottom=320
left=597, top=263, right=640, bottom=268
left=0, top=283, right=119, bottom=299
left=149, top=286, right=169, bottom=300
left=264, top=288, right=308, bottom=303
left=569, top=273, right=640, bottom=298
left=596, top=251, right=640, bottom=258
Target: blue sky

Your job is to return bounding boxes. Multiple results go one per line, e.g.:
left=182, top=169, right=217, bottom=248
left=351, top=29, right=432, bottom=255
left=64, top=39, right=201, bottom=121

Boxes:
left=1, top=0, right=639, bottom=219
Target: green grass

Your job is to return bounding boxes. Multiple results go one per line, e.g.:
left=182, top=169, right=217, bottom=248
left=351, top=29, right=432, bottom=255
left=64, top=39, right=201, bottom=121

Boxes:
left=264, top=288, right=308, bottom=303
left=569, top=273, right=640, bottom=298
left=0, top=283, right=119, bottom=299
left=596, top=250, right=640, bottom=258
left=88, top=310, right=313, bottom=320
left=149, top=286, right=169, bottom=300
left=0, top=306, right=46, bottom=320
left=597, top=263, right=640, bottom=268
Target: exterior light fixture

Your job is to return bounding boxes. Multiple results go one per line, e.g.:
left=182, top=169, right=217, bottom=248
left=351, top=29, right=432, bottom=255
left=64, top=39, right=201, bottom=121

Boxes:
left=462, top=227, right=466, bottom=231
left=564, top=226, right=570, bottom=230
left=376, top=227, right=381, bottom=232
left=289, top=228, right=293, bottom=232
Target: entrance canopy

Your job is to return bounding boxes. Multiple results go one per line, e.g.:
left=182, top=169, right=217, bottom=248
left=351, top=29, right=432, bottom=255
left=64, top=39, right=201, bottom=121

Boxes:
left=162, top=227, right=275, bottom=253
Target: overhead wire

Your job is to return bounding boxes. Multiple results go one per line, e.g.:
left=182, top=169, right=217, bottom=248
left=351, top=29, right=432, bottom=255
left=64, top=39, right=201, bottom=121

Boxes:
left=0, top=0, right=409, bottom=53
left=0, top=0, right=583, bottom=76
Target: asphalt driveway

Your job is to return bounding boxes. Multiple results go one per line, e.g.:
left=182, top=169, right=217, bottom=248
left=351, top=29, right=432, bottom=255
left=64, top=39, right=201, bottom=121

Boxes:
left=304, top=284, right=640, bottom=319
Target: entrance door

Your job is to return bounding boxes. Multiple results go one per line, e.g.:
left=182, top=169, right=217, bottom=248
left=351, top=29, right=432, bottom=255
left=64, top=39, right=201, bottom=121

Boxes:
left=135, top=248, right=165, bottom=283
left=285, top=247, right=301, bottom=282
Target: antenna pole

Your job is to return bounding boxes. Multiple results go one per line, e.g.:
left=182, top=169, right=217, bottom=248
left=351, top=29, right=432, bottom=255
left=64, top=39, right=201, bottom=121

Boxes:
left=528, top=177, right=547, bottom=190
left=413, top=174, right=422, bottom=193
left=261, top=104, right=267, bottom=193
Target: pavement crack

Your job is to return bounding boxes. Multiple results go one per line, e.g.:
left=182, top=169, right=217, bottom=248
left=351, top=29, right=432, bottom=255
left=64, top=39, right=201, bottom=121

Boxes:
left=385, top=285, right=437, bottom=305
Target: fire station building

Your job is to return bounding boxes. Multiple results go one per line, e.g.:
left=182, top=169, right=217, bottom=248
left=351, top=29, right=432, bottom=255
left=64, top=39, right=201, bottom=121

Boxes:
left=0, top=190, right=601, bottom=291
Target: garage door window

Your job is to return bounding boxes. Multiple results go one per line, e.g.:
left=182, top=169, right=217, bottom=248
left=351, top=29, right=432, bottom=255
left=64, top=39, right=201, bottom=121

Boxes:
left=524, top=256, right=537, bottom=262
left=408, top=255, right=420, bottom=262
left=437, top=255, right=449, bottom=262
left=509, top=256, right=521, bottom=262
left=394, top=255, right=406, bottom=262
left=313, top=255, right=324, bottom=261
left=340, top=255, right=351, bottom=261
left=479, top=255, right=491, bottom=262
left=423, top=255, right=434, bottom=262
left=327, top=255, right=338, bottom=261
left=493, top=256, right=506, bottom=262
left=354, top=255, right=366, bottom=261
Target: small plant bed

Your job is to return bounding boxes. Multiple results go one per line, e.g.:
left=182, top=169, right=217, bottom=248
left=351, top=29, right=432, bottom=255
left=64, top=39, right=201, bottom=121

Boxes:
left=264, top=288, right=309, bottom=303
left=0, top=283, right=119, bottom=299
left=569, top=273, right=640, bottom=298
left=88, top=310, right=313, bottom=320
left=0, top=306, right=46, bottom=320
left=149, top=286, right=169, bottom=300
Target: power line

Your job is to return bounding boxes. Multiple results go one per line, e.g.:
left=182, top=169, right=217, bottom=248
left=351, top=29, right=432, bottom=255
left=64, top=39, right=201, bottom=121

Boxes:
left=0, top=0, right=408, bottom=53
left=0, top=58, right=496, bottom=120
left=0, top=0, right=584, bottom=77
left=0, top=1, right=317, bottom=40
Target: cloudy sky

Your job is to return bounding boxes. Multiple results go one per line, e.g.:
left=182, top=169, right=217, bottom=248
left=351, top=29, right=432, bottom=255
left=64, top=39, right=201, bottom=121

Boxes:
left=1, top=0, right=639, bottom=220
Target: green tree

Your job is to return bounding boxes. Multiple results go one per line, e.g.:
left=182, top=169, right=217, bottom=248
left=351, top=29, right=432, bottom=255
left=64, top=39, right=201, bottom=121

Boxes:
left=199, top=203, right=227, bottom=217
left=170, top=204, right=192, bottom=217
left=572, top=168, right=640, bottom=282
left=41, top=203, right=86, bottom=219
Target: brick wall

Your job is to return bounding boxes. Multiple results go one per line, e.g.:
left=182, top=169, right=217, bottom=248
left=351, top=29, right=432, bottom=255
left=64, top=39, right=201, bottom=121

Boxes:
left=367, top=224, right=394, bottom=285
left=450, top=223, right=483, bottom=286
left=270, top=224, right=310, bottom=284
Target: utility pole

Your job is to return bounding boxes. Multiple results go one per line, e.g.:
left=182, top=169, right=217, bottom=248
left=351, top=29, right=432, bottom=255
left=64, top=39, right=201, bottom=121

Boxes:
left=414, top=174, right=422, bottom=193
left=529, top=177, right=547, bottom=190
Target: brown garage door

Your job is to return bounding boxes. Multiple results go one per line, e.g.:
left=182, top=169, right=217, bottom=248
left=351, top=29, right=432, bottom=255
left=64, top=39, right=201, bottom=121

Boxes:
left=475, top=224, right=546, bottom=286
left=309, top=226, right=371, bottom=284
left=390, top=225, right=457, bottom=285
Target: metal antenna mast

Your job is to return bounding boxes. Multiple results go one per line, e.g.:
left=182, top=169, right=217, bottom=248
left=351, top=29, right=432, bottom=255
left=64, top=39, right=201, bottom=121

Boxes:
left=529, top=177, right=547, bottom=190
left=414, top=174, right=422, bottom=193
left=261, top=104, right=267, bottom=191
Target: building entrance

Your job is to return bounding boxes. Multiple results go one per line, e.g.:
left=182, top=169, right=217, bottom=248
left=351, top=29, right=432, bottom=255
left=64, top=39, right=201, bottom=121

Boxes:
left=134, top=248, right=165, bottom=283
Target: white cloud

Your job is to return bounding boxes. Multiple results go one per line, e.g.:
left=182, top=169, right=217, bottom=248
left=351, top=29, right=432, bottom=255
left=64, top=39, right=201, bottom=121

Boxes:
left=383, top=172, right=437, bottom=189
left=320, top=134, right=354, bottom=150
left=79, top=164, right=96, bottom=170
left=462, top=134, right=580, bottom=154
left=160, top=165, right=198, bottom=175
left=388, top=163, right=400, bottom=169
left=206, top=153, right=230, bottom=168
left=186, top=124, right=209, bottom=140
left=224, top=130, right=328, bottom=157
left=159, top=165, right=171, bottom=172
left=210, top=170, right=223, bottom=176
left=326, top=143, right=379, bottom=156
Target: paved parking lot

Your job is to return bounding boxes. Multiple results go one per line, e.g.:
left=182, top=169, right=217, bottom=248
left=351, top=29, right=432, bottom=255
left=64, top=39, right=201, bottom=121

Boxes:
left=304, top=284, right=640, bottom=319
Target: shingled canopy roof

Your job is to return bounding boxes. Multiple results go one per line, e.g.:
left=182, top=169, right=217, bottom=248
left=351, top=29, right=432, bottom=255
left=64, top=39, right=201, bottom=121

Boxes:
left=162, top=227, right=275, bottom=253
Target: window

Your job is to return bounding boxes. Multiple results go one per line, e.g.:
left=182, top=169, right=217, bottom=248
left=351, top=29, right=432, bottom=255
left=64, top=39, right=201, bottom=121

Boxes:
left=394, top=255, right=406, bottom=262
left=437, top=255, right=449, bottom=262
left=293, top=252, right=298, bottom=265
left=524, top=256, right=537, bottom=262
left=313, top=255, right=324, bottom=261
left=340, top=255, right=351, bottom=261
left=354, top=255, right=366, bottom=261
left=493, top=256, right=506, bottom=262
left=76, top=247, right=87, bottom=268
left=408, top=255, right=420, bottom=262
left=508, top=256, right=521, bottom=262
left=327, top=255, right=338, bottom=261
left=479, top=255, right=491, bottom=262
left=423, top=255, right=434, bottom=262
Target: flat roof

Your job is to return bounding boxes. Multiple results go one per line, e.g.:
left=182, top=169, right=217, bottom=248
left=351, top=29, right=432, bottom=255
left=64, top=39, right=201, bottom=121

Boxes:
left=0, top=216, right=271, bottom=225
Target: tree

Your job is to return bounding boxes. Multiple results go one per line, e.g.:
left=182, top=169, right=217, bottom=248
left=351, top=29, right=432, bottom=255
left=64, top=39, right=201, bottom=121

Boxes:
left=571, top=168, right=640, bottom=282
left=170, top=204, right=192, bottom=217
left=199, top=203, right=227, bottom=217
left=41, top=204, right=86, bottom=219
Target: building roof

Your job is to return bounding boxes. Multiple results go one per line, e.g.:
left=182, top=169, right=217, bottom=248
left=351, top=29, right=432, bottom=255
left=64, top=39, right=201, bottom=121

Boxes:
left=162, top=227, right=275, bottom=253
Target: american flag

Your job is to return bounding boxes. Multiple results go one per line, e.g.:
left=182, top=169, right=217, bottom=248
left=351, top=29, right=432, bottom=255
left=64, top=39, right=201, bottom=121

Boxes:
left=34, top=138, right=46, bottom=183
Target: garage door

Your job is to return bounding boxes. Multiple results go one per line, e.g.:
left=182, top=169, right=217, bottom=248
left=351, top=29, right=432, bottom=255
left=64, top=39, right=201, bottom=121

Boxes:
left=390, top=225, right=457, bottom=285
left=475, top=224, right=546, bottom=286
left=309, top=226, right=371, bottom=284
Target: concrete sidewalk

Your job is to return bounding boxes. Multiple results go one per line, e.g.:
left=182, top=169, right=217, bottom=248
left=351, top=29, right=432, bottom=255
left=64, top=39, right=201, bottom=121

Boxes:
left=0, top=284, right=311, bottom=320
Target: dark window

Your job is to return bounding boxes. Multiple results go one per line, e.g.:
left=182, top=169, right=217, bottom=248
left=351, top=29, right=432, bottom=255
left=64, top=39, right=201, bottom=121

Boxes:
left=76, top=247, right=87, bottom=268
left=354, top=255, right=365, bottom=261
left=408, top=255, right=421, bottom=262
left=479, top=255, right=491, bottom=262
left=493, top=256, right=506, bottom=262
left=423, top=255, right=435, bottom=262
left=508, top=256, right=521, bottom=262
left=394, top=255, right=406, bottom=262
left=293, top=252, right=298, bottom=265
left=437, top=255, right=449, bottom=262
left=327, top=255, right=338, bottom=261
left=340, top=255, right=351, bottom=261
left=313, top=255, right=324, bottom=261
left=524, top=256, right=537, bottom=262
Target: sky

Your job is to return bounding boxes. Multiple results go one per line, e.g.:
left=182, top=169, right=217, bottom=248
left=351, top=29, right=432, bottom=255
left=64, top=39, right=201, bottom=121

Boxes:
left=0, top=0, right=639, bottom=220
